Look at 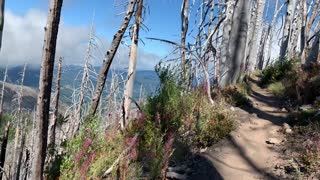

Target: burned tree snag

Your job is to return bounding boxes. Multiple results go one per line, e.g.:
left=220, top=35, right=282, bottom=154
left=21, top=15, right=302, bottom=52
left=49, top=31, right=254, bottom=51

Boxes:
left=31, top=0, right=63, bottom=179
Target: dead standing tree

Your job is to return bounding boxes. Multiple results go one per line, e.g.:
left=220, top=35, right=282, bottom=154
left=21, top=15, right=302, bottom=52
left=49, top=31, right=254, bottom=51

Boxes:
left=48, top=57, right=62, bottom=151
left=12, top=63, right=27, bottom=180
left=181, top=0, right=189, bottom=87
left=74, top=19, right=95, bottom=133
left=0, top=65, right=7, bottom=120
left=265, top=0, right=286, bottom=67
left=31, top=0, right=63, bottom=179
left=123, top=0, right=143, bottom=127
left=0, top=0, right=5, bottom=51
left=0, top=0, right=5, bottom=121
left=246, top=0, right=266, bottom=73
left=219, top=0, right=250, bottom=87
left=88, top=0, right=137, bottom=116
left=279, top=0, right=296, bottom=60
left=0, top=67, right=7, bottom=180
left=301, top=0, right=320, bottom=64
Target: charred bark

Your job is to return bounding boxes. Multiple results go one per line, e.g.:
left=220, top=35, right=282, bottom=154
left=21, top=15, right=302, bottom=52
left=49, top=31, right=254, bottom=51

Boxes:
left=31, top=0, right=63, bottom=179
left=0, top=122, right=9, bottom=180
left=0, top=0, right=5, bottom=50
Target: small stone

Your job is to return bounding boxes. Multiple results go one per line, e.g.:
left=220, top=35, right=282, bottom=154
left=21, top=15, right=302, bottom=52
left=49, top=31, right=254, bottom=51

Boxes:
left=299, top=104, right=313, bottom=111
left=230, top=106, right=235, bottom=111
left=281, top=108, right=286, bottom=112
left=266, top=138, right=282, bottom=145
left=275, top=164, right=284, bottom=169
left=285, top=128, right=293, bottom=134
left=282, top=123, right=290, bottom=129
left=200, top=147, right=207, bottom=153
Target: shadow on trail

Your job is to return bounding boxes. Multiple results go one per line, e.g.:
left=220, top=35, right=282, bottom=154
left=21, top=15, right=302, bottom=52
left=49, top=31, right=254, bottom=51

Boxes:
left=187, top=153, right=224, bottom=180
left=241, top=105, right=287, bottom=126
left=204, top=135, right=279, bottom=180
left=170, top=141, right=224, bottom=180
left=240, top=79, right=288, bottom=126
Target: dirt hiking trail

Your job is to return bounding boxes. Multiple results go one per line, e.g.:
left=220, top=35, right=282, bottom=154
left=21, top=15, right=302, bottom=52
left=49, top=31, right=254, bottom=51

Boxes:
left=192, top=76, right=289, bottom=180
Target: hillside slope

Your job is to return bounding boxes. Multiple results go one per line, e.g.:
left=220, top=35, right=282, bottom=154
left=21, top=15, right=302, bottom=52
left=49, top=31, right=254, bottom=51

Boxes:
left=0, top=81, right=38, bottom=112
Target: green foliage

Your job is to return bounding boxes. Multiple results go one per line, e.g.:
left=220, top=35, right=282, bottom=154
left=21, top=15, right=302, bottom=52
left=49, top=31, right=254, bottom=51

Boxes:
left=260, top=58, right=296, bottom=86
left=60, top=116, right=134, bottom=179
left=288, top=110, right=320, bottom=174
left=133, top=119, right=164, bottom=178
left=137, top=67, right=186, bottom=178
left=267, top=82, right=285, bottom=97
left=144, top=72, right=183, bottom=130
left=60, top=67, right=235, bottom=179
left=289, top=109, right=318, bottom=126
left=300, top=132, right=320, bottom=173
left=0, top=114, right=15, bottom=141
left=194, top=102, right=234, bottom=147
left=295, top=111, right=320, bottom=173
left=221, top=86, right=251, bottom=107
left=135, top=66, right=235, bottom=178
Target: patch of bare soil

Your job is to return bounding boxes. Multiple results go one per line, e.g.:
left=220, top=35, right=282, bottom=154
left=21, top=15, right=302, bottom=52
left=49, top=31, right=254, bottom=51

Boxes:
left=276, top=117, right=320, bottom=179
left=171, top=76, right=291, bottom=180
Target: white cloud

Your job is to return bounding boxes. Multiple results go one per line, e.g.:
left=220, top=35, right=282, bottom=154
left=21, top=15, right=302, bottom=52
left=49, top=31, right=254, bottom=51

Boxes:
left=0, top=9, right=88, bottom=66
left=0, top=9, right=159, bottom=70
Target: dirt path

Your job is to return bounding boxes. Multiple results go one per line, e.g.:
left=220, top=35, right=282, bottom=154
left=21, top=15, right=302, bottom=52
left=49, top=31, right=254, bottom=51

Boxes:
left=191, top=77, right=288, bottom=180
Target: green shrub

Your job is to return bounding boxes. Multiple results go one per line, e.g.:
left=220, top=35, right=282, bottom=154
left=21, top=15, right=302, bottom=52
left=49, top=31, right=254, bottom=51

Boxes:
left=221, top=86, right=251, bottom=107
left=260, top=58, right=296, bottom=86
left=60, top=66, right=236, bottom=179
left=138, top=67, right=188, bottom=178
left=289, top=109, right=318, bottom=126
left=0, top=114, right=16, bottom=141
left=300, top=131, right=320, bottom=173
left=194, top=102, right=234, bottom=147
left=60, top=116, right=141, bottom=179
left=267, top=82, right=285, bottom=97
left=138, top=66, right=235, bottom=177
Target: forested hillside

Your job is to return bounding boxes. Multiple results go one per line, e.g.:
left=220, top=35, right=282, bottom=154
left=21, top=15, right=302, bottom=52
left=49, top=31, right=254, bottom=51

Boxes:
left=0, top=0, right=319, bottom=179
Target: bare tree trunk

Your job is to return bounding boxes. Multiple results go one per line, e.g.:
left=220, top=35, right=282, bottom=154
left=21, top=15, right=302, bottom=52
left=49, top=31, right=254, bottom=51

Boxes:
left=12, top=63, right=27, bottom=180
left=88, top=0, right=137, bottom=116
left=300, top=0, right=307, bottom=63
left=0, top=122, right=9, bottom=180
left=76, top=19, right=94, bottom=124
left=22, top=149, right=30, bottom=180
left=31, top=0, right=63, bottom=179
left=280, top=0, right=296, bottom=60
left=289, top=1, right=302, bottom=58
left=181, top=0, right=189, bottom=85
left=0, top=0, right=5, bottom=51
left=45, top=57, right=62, bottom=179
left=48, top=57, right=62, bottom=149
left=306, top=30, right=320, bottom=67
left=247, top=0, right=266, bottom=73
left=220, top=0, right=250, bottom=87
left=301, top=0, right=320, bottom=64
left=219, top=0, right=236, bottom=87
left=256, top=27, right=268, bottom=70
left=123, top=0, right=143, bottom=128
left=203, top=48, right=214, bottom=104
left=15, top=123, right=26, bottom=180
left=265, top=0, right=285, bottom=67
left=0, top=65, right=7, bottom=121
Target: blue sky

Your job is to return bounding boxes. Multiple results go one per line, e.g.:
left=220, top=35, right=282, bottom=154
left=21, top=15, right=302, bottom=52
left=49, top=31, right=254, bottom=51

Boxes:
left=1, top=0, right=186, bottom=69
left=1, top=0, right=292, bottom=69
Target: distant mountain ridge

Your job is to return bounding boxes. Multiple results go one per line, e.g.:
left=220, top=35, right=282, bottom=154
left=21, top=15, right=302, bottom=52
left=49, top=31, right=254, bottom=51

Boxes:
left=0, top=65, right=160, bottom=104
left=0, top=81, right=38, bottom=111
